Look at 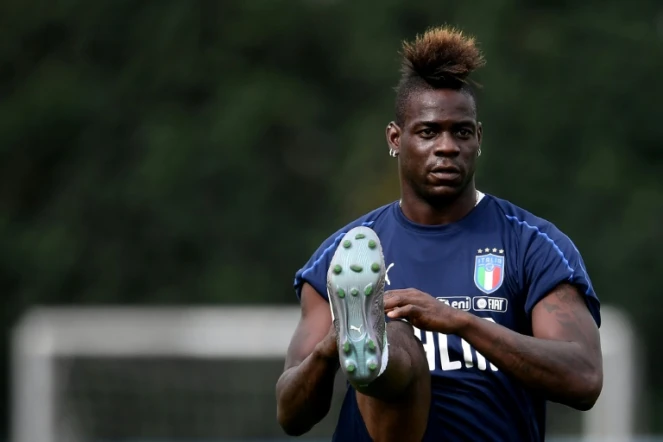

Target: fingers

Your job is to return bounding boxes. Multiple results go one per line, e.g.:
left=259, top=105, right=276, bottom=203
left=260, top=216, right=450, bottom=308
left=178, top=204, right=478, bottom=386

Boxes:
left=384, top=289, right=433, bottom=324
left=387, top=304, right=415, bottom=320
left=384, top=289, right=415, bottom=297
left=383, top=294, right=402, bottom=311
left=383, top=289, right=416, bottom=310
left=386, top=307, right=402, bottom=319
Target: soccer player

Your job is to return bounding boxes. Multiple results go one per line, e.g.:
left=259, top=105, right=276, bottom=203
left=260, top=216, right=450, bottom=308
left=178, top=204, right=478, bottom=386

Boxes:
left=276, top=26, right=603, bottom=442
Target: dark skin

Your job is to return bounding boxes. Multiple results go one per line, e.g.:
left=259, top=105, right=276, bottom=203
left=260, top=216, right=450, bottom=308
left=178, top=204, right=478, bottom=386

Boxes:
left=276, top=86, right=602, bottom=440
left=275, top=285, right=338, bottom=436
left=385, top=87, right=603, bottom=410
left=276, top=88, right=477, bottom=440
left=384, top=284, right=603, bottom=410
left=388, top=88, right=483, bottom=225
left=276, top=284, right=430, bottom=441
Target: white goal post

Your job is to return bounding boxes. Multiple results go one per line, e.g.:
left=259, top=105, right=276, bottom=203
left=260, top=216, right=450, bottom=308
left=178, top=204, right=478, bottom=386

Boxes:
left=11, top=305, right=640, bottom=442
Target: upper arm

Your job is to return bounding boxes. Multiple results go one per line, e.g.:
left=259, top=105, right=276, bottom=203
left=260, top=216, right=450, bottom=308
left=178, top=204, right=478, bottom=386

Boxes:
left=514, top=215, right=601, bottom=327
left=284, top=282, right=333, bottom=371
left=532, top=283, right=601, bottom=356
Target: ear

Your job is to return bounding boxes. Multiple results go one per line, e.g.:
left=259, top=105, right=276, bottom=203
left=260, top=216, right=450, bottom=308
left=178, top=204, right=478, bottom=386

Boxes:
left=477, top=121, right=483, bottom=147
left=386, top=122, right=401, bottom=155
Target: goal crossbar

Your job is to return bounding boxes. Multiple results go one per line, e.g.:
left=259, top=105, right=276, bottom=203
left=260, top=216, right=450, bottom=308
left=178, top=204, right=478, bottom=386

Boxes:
left=11, top=305, right=638, bottom=442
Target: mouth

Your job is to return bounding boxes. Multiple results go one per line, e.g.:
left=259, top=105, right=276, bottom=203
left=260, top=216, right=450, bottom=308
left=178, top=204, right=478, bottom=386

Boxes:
left=429, top=166, right=460, bottom=181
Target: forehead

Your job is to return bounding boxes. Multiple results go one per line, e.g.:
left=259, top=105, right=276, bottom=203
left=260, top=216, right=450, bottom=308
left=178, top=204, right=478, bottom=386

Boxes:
left=404, top=88, right=476, bottom=126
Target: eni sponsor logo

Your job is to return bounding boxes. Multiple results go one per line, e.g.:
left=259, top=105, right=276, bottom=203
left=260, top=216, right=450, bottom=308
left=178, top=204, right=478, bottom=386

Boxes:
left=436, top=296, right=471, bottom=311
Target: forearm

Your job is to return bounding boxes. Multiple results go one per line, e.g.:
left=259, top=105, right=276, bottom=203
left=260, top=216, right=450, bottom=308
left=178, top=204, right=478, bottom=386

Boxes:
left=276, top=347, right=339, bottom=435
left=457, top=314, right=601, bottom=409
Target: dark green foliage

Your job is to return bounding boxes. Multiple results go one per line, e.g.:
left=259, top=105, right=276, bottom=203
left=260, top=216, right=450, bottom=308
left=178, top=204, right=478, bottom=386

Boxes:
left=0, top=0, right=662, bottom=435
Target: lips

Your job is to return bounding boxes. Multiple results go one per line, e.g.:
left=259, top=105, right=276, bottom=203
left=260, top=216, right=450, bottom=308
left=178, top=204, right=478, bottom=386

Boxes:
left=429, top=165, right=460, bottom=182
left=430, top=166, right=460, bottom=174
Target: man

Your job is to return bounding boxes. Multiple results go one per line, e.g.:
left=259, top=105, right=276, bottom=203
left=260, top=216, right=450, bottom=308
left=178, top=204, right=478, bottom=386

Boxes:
left=275, top=26, right=603, bottom=442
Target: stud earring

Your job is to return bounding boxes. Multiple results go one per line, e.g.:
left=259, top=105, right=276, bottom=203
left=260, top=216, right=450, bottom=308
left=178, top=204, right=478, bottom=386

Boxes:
left=389, top=149, right=398, bottom=158
left=477, top=148, right=482, bottom=157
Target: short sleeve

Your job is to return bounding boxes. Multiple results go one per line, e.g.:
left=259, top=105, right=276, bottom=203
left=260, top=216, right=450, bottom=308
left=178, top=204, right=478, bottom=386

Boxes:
left=518, top=219, right=601, bottom=327
left=293, top=219, right=377, bottom=302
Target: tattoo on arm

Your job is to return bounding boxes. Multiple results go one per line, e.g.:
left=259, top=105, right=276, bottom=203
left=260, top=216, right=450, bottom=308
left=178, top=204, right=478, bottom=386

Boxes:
left=461, top=283, right=602, bottom=407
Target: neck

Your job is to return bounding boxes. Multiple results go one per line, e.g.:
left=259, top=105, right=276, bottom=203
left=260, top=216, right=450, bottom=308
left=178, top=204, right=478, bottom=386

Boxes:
left=400, top=182, right=478, bottom=226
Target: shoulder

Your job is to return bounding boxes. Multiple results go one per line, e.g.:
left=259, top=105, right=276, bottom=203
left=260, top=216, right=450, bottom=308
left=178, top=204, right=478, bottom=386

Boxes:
left=487, top=195, right=587, bottom=282
left=487, top=194, right=569, bottom=242
left=487, top=196, right=600, bottom=324
left=293, top=202, right=396, bottom=300
left=351, top=201, right=396, bottom=228
left=317, top=201, right=395, bottom=247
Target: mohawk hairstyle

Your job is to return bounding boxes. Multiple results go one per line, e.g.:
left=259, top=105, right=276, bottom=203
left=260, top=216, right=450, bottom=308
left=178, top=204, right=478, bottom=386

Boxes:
left=395, top=26, right=486, bottom=125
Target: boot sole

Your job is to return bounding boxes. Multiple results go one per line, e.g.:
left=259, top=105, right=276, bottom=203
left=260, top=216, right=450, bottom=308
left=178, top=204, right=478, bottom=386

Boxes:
left=327, top=226, right=386, bottom=385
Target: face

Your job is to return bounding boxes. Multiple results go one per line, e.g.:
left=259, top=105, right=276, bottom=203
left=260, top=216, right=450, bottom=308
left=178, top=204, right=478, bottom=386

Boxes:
left=387, top=88, right=482, bottom=204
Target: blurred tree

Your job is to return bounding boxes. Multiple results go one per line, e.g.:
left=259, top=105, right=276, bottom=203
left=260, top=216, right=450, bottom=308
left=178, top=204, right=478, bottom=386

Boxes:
left=0, top=0, right=661, bottom=436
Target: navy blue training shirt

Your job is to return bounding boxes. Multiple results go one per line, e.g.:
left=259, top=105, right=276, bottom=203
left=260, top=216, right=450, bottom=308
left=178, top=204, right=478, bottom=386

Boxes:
left=293, top=193, right=601, bottom=442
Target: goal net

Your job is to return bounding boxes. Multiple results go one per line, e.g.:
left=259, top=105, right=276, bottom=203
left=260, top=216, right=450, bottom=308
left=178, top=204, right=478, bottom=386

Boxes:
left=11, top=305, right=641, bottom=442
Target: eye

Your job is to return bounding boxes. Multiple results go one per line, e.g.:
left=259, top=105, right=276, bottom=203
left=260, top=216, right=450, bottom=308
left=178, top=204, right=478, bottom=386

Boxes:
left=456, top=128, right=473, bottom=139
left=419, top=128, right=436, bottom=139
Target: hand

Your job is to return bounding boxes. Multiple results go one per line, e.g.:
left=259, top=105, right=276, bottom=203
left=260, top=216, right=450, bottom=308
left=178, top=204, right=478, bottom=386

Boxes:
left=384, top=288, right=469, bottom=334
left=314, top=323, right=338, bottom=361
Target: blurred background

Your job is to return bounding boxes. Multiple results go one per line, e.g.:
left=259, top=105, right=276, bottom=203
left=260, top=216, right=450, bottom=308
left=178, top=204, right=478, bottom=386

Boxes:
left=1, top=0, right=662, bottom=441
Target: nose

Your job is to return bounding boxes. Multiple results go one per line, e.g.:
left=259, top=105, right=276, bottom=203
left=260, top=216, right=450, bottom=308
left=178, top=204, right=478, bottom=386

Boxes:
left=433, top=132, right=460, bottom=157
